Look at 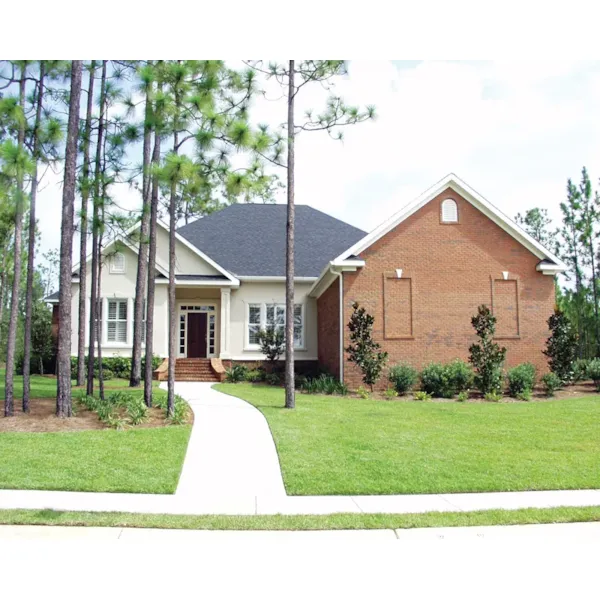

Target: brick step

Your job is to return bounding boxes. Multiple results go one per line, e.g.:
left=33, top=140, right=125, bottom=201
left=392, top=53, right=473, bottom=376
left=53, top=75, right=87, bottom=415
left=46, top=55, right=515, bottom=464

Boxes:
left=175, top=376, right=220, bottom=382
left=175, top=367, right=215, bottom=373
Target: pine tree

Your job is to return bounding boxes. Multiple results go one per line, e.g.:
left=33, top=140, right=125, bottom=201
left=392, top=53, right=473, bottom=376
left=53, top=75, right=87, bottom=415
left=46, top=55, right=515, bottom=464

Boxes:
left=56, top=60, right=83, bottom=418
left=246, top=60, right=375, bottom=408
left=76, top=61, right=96, bottom=387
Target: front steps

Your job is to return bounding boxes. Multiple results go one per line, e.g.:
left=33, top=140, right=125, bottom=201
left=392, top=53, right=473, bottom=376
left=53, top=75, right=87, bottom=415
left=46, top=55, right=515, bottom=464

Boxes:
left=174, top=358, right=221, bottom=382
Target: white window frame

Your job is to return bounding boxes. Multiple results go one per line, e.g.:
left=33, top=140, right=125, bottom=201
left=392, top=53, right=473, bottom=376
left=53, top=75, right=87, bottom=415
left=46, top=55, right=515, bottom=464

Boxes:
left=177, top=303, right=217, bottom=358
left=110, top=252, right=126, bottom=274
left=106, top=298, right=128, bottom=344
left=245, top=302, right=305, bottom=351
left=441, top=198, right=458, bottom=223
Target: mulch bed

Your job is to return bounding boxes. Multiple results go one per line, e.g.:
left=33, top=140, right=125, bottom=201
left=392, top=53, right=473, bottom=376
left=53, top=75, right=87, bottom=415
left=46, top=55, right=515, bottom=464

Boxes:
left=0, top=398, right=193, bottom=433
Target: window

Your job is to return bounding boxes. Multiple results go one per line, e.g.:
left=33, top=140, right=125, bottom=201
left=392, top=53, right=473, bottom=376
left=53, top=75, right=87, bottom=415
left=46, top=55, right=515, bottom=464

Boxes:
left=441, top=198, right=458, bottom=223
left=247, top=303, right=304, bottom=349
left=107, top=299, right=128, bottom=343
left=110, top=252, right=126, bottom=273
left=248, top=304, right=261, bottom=345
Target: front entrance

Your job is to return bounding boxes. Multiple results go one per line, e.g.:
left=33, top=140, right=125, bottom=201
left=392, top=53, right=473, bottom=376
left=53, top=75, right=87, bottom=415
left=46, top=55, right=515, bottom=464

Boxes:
left=187, top=312, right=208, bottom=358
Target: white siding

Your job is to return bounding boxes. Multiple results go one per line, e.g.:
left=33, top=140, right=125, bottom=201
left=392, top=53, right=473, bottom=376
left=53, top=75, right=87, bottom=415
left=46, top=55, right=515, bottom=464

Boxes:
left=155, top=226, right=221, bottom=276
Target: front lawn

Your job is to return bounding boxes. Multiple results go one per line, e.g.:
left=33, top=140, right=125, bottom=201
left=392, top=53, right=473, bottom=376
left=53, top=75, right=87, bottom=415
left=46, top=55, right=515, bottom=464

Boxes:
left=0, top=369, right=191, bottom=494
left=216, top=383, right=600, bottom=496
left=0, top=426, right=191, bottom=493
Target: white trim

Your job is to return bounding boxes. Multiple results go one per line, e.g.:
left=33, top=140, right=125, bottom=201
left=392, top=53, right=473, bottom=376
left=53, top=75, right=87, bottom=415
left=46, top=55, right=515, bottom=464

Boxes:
left=338, top=270, right=344, bottom=384
left=156, top=220, right=240, bottom=285
left=109, top=252, right=126, bottom=274
left=441, top=198, right=458, bottom=223
left=177, top=302, right=218, bottom=358
left=309, top=259, right=364, bottom=299
left=333, top=173, right=567, bottom=272
left=238, top=276, right=318, bottom=283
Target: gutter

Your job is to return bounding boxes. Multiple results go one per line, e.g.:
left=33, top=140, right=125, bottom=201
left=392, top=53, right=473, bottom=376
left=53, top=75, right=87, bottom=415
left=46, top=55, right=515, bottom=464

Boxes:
left=330, top=266, right=344, bottom=384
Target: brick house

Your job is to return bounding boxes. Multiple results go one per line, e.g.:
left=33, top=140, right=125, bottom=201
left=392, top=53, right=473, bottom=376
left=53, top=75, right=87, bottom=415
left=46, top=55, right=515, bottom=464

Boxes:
left=48, top=174, right=564, bottom=384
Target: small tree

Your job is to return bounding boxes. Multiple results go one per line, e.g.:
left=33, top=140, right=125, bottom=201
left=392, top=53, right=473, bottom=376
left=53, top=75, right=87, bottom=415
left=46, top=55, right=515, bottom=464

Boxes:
left=468, top=305, right=507, bottom=394
left=544, top=308, right=577, bottom=383
left=256, top=326, right=285, bottom=368
left=345, top=302, right=388, bottom=390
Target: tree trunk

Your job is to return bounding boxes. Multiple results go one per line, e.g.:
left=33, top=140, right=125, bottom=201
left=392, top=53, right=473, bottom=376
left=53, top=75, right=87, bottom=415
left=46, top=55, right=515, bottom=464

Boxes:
left=87, top=60, right=107, bottom=397
left=76, top=61, right=96, bottom=386
left=284, top=60, right=296, bottom=410
left=144, top=126, right=161, bottom=408
left=96, top=223, right=105, bottom=402
left=56, top=60, right=83, bottom=418
left=22, top=61, right=46, bottom=413
left=130, top=77, right=153, bottom=387
left=4, top=65, right=27, bottom=417
left=590, top=245, right=600, bottom=357
left=0, top=241, right=9, bottom=359
left=167, top=134, right=178, bottom=418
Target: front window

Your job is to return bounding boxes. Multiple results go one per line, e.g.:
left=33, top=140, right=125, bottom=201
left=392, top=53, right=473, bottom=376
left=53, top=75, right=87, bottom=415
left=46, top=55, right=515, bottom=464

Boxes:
left=247, top=303, right=304, bottom=349
left=107, top=299, right=128, bottom=343
left=110, top=252, right=126, bottom=273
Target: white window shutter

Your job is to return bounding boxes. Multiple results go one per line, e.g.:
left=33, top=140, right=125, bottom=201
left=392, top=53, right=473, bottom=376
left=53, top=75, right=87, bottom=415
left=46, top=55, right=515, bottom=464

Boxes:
left=441, top=199, right=458, bottom=223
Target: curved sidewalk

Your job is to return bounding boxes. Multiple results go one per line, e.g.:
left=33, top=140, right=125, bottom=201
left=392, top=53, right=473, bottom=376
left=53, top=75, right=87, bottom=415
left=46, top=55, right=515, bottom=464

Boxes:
left=0, top=383, right=599, bottom=515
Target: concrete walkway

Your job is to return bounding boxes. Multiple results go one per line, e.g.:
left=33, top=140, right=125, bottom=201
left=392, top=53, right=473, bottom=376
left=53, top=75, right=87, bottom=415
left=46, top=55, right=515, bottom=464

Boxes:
left=0, top=382, right=599, bottom=515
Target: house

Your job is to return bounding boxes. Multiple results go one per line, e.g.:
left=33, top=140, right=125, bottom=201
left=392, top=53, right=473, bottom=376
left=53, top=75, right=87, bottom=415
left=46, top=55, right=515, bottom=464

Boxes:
left=47, top=174, right=565, bottom=386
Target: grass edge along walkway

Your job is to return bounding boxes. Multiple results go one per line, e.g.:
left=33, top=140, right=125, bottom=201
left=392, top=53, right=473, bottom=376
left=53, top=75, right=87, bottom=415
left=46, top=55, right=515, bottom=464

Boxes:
left=0, top=505, right=599, bottom=531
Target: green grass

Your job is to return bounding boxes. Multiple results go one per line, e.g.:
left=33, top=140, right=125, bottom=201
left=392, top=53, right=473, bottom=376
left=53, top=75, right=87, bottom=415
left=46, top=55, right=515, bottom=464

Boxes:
left=0, top=506, right=599, bottom=530
left=216, top=383, right=600, bottom=496
left=0, top=367, right=162, bottom=401
left=0, top=368, right=188, bottom=494
left=0, top=426, right=191, bottom=493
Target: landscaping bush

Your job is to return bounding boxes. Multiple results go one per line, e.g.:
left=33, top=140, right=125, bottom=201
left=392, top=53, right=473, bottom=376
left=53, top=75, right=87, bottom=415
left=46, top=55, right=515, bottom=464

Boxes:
left=484, top=390, right=502, bottom=402
left=573, top=358, right=591, bottom=383
left=265, top=372, right=282, bottom=386
left=126, top=396, right=149, bottom=425
left=469, top=305, right=506, bottom=394
left=384, top=388, right=398, bottom=399
left=256, top=326, right=285, bottom=364
left=419, top=360, right=474, bottom=398
left=413, top=391, right=431, bottom=401
left=94, top=368, right=114, bottom=381
left=544, top=309, right=577, bottom=384
left=225, top=364, right=248, bottom=383
left=245, top=369, right=265, bottom=383
left=388, top=363, right=418, bottom=395
left=168, top=395, right=190, bottom=425
left=300, top=374, right=348, bottom=396
left=457, top=391, right=469, bottom=402
left=541, top=372, right=562, bottom=397
left=357, top=386, right=370, bottom=399
left=506, top=363, right=537, bottom=398
left=346, top=302, right=388, bottom=390
left=69, top=355, right=163, bottom=381
left=585, top=358, right=600, bottom=391
left=516, top=390, right=532, bottom=402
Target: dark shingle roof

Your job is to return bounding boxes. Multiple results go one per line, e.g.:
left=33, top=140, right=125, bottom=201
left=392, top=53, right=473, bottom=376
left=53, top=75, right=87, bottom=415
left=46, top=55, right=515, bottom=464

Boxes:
left=45, top=291, right=59, bottom=301
left=177, top=204, right=367, bottom=277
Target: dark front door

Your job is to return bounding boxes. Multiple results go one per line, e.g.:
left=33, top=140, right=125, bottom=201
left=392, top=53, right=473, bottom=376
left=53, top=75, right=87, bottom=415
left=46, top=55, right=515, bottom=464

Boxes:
left=187, top=313, right=208, bottom=358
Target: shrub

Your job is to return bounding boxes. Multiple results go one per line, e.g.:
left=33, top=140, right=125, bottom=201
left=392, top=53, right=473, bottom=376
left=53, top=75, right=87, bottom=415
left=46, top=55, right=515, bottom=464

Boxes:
left=469, top=305, right=506, bottom=394
left=573, top=358, right=590, bottom=383
left=484, top=390, right=502, bottom=402
left=256, top=326, right=285, bottom=364
left=345, top=302, right=388, bottom=390
left=265, top=372, right=282, bottom=386
left=585, top=358, right=600, bottom=391
left=543, top=309, right=577, bottom=384
left=457, top=391, right=469, bottom=402
left=300, top=374, right=346, bottom=395
left=94, top=368, right=114, bottom=381
left=413, top=391, right=431, bottom=401
left=506, top=363, right=537, bottom=398
left=541, top=372, right=562, bottom=397
left=447, top=360, right=474, bottom=394
left=125, top=395, right=148, bottom=425
left=225, top=364, right=248, bottom=383
left=245, top=369, right=264, bottom=383
left=384, top=388, right=398, bottom=399
left=356, top=386, right=370, bottom=399
left=420, top=360, right=474, bottom=398
left=168, top=395, right=190, bottom=425
left=516, top=390, right=532, bottom=402
left=388, top=363, right=418, bottom=395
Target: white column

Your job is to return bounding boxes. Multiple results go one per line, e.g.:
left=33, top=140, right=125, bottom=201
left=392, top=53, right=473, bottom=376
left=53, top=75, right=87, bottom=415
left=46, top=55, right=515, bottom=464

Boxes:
left=219, top=288, right=231, bottom=359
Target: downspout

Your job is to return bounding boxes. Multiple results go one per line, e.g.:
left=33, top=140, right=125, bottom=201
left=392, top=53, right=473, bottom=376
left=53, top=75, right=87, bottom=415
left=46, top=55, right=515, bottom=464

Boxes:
left=329, top=266, right=344, bottom=383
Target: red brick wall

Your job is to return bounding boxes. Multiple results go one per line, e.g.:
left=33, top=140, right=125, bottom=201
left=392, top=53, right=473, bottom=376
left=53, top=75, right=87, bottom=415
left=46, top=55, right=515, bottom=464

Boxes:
left=341, top=187, right=555, bottom=389
left=317, top=277, right=340, bottom=378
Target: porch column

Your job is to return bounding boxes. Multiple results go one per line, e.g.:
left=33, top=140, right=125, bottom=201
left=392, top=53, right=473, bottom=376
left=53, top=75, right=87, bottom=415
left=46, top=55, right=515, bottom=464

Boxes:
left=219, top=288, right=231, bottom=359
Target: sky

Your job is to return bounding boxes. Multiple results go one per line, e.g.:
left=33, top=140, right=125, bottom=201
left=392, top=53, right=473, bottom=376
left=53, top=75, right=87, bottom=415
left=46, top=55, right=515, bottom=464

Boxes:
left=34, top=60, right=600, bottom=261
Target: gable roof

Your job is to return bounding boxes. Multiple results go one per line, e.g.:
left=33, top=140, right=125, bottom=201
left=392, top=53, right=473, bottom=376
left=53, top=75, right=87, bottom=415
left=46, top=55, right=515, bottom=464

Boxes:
left=177, top=204, right=367, bottom=278
left=333, top=173, right=567, bottom=271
